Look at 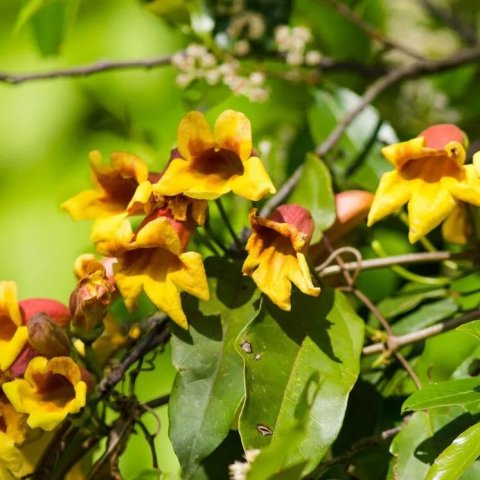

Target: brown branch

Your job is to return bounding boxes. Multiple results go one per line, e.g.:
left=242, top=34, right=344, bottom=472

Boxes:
left=97, top=315, right=169, bottom=399
left=321, top=0, right=425, bottom=60
left=317, top=250, right=479, bottom=277
left=363, top=308, right=480, bottom=355
left=0, top=54, right=173, bottom=85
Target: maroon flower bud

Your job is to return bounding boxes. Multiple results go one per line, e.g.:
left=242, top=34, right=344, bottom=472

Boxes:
left=27, top=313, right=71, bottom=358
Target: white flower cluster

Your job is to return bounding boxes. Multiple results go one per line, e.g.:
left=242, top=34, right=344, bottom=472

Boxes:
left=172, top=44, right=268, bottom=102
left=274, top=25, right=322, bottom=67
left=228, top=449, right=261, bottom=480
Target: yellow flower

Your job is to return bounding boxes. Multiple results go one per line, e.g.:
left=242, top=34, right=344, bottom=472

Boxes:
left=2, top=357, right=87, bottom=431
left=0, top=282, right=28, bottom=371
left=152, top=110, right=276, bottom=200
left=242, top=205, right=320, bottom=310
left=368, top=124, right=480, bottom=243
left=112, top=217, right=209, bottom=329
left=62, top=150, right=148, bottom=220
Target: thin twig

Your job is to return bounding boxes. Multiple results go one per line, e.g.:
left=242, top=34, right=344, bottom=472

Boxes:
left=215, top=199, right=241, bottom=249
left=144, top=394, right=170, bottom=409
left=322, top=0, right=425, bottom=60
left=98, top=316, right=169, bottom=398
left=363, top=308, right=480, bottom=355
left=0, top=55, right=174, bottom=85
left=317, top=250, right=479, bottom=277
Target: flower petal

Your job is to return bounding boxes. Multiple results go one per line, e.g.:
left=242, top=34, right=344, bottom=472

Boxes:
left=170, top=252, right=210, bottom=302
left=214, top=110, right=252, bottom=162
left=408, top=182, right=456, bottom=243
left=177, top=111, right=215, bottom=162
left=0, top=282, right=22, bottom=326
left=230, top=156, right=276, bottom=201
left=367, top=171, right=413, bottom=226
left=446, top=164, right=480, bottom=206
left=442, top=204, right=469, bottom=244
left=0, top=326, right=28, bottom=371
left=289, top=253, right=320, bottom=297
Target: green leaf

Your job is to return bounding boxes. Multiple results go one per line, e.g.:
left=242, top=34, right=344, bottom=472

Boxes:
left=392, top=298, right=458, bottom=335
left=246, top=373, right=319, bottom=480
left=451, top=273, right=480, bottom=294
left=238, top=289, right=364, bottom=476
left=426, top=422, right=480, bottom=480
left=169, top=258, right=261, bottom=478
left=308, top=88, right=396, bottom=191
left=389, top=408, right=474, bottom=480
left=15, top=0, right=48, bottom=31
left=288, top=153, right=336, bottom=243
left=376, top=284, right=447, bottom=320
left=403, top=378, right=480, bottom=412
left=457, top=320, right=480, bottom=341
left=31, top=0, right=69, bottom=56
left=456, top=291, right=480, bottom=311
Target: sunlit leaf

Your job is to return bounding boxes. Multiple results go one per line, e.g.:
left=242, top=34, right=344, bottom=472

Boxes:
left=426, top=422, right=480, bottom=480
left=389, top=408, right=475, bottom=480
left=457, top=320, right=480, bottom=341
left=169, top=257, right=261, bottom=478
left=238, top=289, right=364, bottom=476
left=403, top=378, right=480, bottom=412
left=392, top=297, right=458, bottom=335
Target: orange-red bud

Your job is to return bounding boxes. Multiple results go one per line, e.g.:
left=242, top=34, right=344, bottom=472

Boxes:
left=418, top=124, right=467, bottom=149
left=19, top=298, right=70, bottom=327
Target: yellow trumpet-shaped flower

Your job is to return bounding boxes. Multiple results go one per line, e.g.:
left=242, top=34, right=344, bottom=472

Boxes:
left=62, top=150, right=148, bottom=221
left=2, top=357, right=87, bottom=431
left=368, top=124, right=480, bottom=243
left=153, top=110, right=276, bottom=200
left=243, top=205, right=320, bottom=311
left=0, top=282, right=28, bottom=372
left=113, top=218, right=209, bottom=329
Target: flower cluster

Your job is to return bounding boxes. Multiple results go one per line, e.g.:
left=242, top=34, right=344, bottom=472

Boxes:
left=172, top=45, right=269, bottom=102
left=64, top=109, right=322, bottom=327
left=274, top=25, right=322, bottom=67
left=0, top=282, right=89, bottom=478
left=368, top=123, right=480, bottom=243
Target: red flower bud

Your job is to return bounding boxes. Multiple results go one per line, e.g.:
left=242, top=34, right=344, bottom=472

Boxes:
left=9, top=345, right=38, bottom=378
left=418, top=124, right=467, bottom=149
left=19, top=298, right=70, bottom=327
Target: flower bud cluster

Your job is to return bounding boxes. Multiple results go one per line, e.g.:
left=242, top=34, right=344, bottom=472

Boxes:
left=172, top=44, right=268, bottom=102
left=274, top=25, right=322, bottom=66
